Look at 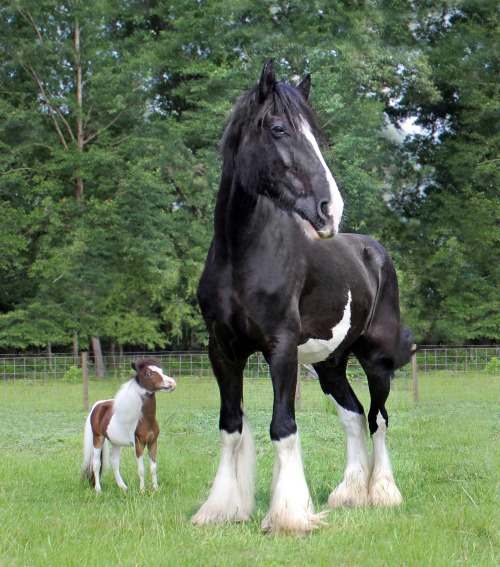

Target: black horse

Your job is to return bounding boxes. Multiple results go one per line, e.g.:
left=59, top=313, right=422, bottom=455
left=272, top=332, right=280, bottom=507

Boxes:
left=193, top=60, right=413, bottom=534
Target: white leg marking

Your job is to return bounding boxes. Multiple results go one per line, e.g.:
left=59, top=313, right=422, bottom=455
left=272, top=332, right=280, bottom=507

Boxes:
left=328, top=396, right=370, bottom=508
left=137, top=454, right=146, bottom=493
left=92, top=447, right=103, bottom=493
left=261, top=432, right=327, bottom=534
left=191, top=417, right=256, bottom=524
left=369, top=412, right=403, bottom=506
left=149, top=457, right=159, bottom=490
left=110, top=445, right=127, bottom=491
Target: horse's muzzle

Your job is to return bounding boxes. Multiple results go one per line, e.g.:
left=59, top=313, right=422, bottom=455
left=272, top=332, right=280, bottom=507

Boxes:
left=317, top=226, right=336, bottom=239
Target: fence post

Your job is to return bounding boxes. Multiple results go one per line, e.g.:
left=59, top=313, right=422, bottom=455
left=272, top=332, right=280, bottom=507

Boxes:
left=296, top=365, right=302, bottom=411
left=412, top=345, right=419, bottom=406
left=82, top=351, right=89, bottom=412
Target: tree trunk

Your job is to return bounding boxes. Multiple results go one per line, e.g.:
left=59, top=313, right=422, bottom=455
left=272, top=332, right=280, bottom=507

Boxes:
left=72, top=332, right=79, bottom=366
left=74, top=15, right=84, bottom=200
left=91, top=336, right=106, bottom=379
left=46, top=341, right=52, bottom=365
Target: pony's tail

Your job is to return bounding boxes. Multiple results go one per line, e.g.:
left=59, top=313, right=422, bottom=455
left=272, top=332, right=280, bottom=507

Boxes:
left=82, top=411, right=95, bottom=485
left=82, top=408, right=110, bottom=485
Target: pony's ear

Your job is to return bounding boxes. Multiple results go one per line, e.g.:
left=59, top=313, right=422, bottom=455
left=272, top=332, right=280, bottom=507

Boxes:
left=258, top=59, right=275, bottom=102
left=297, top=73, right=311, bottom=101
left=131, top=361, right=136, bottom=371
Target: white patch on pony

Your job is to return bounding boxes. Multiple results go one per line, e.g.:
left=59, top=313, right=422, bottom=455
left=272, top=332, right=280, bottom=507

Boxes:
left=149, top=365, right=177, bottom=391
left=261, top=432, right=327, bottom=534
left=368, top=411, right=403, bottom=506
left=298, top=290, right=352, bottom=364
left=300, top=117, right=344, bottom=233
left=191, top=417, right=256, bottom=524
left=106, top=379, right=144, bottom=447
left=328, top=396, right=370, bottom=508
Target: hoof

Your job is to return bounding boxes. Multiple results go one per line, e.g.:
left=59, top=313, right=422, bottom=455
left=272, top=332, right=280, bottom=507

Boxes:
left=191, top=502, right=250, bottom=525
left=261, top=509, right=328, bottom=535
left=328, top=474, right=368, bottom=508
left=368, top=476, right=403, bottom=507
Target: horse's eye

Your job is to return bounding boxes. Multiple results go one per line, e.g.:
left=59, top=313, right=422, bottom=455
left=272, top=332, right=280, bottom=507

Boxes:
left=146, top=372, right=151, bottom=378
left=271, top=124, right=286, bottom=136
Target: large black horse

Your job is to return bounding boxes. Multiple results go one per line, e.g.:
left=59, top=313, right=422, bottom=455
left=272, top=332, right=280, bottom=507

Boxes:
left=193, top=60, right=413, bottom=534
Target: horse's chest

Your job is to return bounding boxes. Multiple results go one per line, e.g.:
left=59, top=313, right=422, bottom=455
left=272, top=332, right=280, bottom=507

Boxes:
left=106, top=413, right=139, bottom=447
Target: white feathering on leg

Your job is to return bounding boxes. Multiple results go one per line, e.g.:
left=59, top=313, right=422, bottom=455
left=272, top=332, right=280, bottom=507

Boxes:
left=261, top=432, right=328, bottom=534
left=191, top=417, right=256, bottom=524
left=368, top=412, right=403, bottom=506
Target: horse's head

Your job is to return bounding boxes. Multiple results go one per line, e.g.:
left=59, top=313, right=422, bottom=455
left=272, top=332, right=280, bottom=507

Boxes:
left=222, top=60, right=343, bottom=240
left=131, top=358, right=177, bottom=393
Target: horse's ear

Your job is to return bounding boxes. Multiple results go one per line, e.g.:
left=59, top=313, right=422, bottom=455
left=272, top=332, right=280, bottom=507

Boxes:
left=258, top=59, right=275, bottom=103
left=297, top=73, right=311, bottom=101
left=131, top=361, right=136, bottom=371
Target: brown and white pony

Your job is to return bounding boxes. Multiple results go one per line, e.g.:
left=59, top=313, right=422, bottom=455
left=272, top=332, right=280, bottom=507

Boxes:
left=82, top=358, right=176, bottom=493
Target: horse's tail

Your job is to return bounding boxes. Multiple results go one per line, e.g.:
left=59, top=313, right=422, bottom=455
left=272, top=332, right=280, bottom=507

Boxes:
left=394, top=325, right=414, bottom=370
left=82, top=410, right=95, bottom=484
left=82, top=406, right=110, bottom=485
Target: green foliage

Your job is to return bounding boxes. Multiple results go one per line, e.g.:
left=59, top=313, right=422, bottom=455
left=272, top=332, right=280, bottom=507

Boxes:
left=0, top=0, right=498, bottom=348
left=486, top=357, right=500, bottom=375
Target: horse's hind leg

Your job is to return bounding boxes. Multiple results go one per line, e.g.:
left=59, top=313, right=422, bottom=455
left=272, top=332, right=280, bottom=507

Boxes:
left=110, top=445, right=127, bottom=491
left=355, top=347, right=403, bottom=506
left=314, top=354, right=370, bottom=508
left=191, top=340, right=256, bottom=525
left=92, top=445, right=103, bottom=493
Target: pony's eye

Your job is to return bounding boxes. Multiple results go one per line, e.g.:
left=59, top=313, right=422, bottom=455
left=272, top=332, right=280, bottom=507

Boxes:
left=271, top=124, right=286, bottom=136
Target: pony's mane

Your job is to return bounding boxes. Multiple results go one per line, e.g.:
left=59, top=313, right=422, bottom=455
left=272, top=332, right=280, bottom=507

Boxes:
left=220, top=81, right=322, bottom=163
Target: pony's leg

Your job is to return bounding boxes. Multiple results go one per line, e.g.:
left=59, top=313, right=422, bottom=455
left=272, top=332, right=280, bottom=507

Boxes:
left=147, top=437, right=159, bottom=490
left=135, top=439, right=146, bottom=492
left=356, top=348, right=403, bottom=506
left=92, top=445, right=103, bottom=493
left=191, top=341, right=256, bottom=525
left=314, top=355, right=370, bottom=508
left=110, top=445, right=127, bottom=491
left=261, top=341, right=326, bottom=534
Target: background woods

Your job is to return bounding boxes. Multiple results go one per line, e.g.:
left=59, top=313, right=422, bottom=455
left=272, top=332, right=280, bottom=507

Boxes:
left=1, top=0, right=498, bottom=355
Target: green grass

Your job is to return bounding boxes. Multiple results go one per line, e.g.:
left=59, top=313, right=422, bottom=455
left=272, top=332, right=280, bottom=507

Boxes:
left=0, top=377, right=498, bottom=566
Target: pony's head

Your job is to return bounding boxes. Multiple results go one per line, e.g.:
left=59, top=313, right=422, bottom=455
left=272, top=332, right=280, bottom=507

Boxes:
left=221, top=59, right=343, bottom=239
left=131, top=358, right=177, bottom=393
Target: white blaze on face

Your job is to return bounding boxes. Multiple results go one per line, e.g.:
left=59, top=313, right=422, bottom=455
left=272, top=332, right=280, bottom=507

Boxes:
left=297, top=290, right=352, bottom=364
left=149, top=365, right=177, bottom=391
left=300, top=117, right=344, bottom=233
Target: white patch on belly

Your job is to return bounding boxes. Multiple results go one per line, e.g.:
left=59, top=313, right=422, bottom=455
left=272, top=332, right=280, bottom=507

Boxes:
left=297, top=290, right=352, bottom=364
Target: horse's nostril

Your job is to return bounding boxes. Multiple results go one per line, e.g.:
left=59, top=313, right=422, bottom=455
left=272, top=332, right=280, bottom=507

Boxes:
left=319, top=201, right=330, bottom=219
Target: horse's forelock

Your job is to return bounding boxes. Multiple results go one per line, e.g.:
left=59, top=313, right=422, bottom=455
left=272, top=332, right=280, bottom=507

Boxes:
left=220, top=81, right=321, bottom=162
left=134, top=357, right=162, bottom=373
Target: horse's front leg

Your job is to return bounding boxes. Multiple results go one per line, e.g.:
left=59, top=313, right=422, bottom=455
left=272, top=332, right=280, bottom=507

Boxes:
left=191, top=340, right=256, bottom=525
left=135, top=438, right=147, bottom=493
left=110, top=445, right=127, bottom=491
left=146, top=435, right=159, bottom=491
left=261, top=341, right=326, bottom=534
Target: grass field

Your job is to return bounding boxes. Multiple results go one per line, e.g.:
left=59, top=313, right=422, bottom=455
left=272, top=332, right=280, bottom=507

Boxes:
left=0, top=376, right=498, bottom=566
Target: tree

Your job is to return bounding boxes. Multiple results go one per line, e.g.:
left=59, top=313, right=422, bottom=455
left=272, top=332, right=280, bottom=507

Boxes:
left=383, top=0, right=500, bottom=342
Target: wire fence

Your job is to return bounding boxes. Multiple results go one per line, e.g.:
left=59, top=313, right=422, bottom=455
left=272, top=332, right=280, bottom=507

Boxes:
left=0, top=347, right=499, bottom=413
